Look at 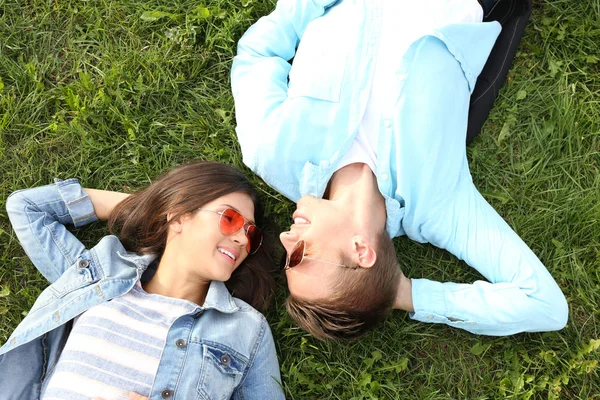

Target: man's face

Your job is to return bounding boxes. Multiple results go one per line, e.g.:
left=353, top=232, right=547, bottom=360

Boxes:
left=280, top=195, right=353, bottom=300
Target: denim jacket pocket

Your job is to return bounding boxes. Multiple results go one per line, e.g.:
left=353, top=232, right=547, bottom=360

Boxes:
left=197, top=342, right=247, bottom=400
left=48, top=256, right=96, bottom=299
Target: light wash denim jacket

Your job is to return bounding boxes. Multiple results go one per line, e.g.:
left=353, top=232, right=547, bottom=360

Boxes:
left=231, top=0, right=568, bottom=335
left=0, top=179, right=284, bottom=400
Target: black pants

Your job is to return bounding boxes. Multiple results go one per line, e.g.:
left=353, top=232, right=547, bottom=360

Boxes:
left=466, top=0, right=533, bottom=143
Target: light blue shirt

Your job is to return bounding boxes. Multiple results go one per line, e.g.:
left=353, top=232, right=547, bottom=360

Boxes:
left=1, top=179, right=283, bottom=400
left=231, top=0, right=568, bottom=335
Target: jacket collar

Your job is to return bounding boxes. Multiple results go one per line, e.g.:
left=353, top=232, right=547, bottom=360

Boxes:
left=202, top=281, right=239, bottom=314
left=123, top=252, right=239, bottom=313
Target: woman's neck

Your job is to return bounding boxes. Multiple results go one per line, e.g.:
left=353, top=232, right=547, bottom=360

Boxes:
left=143, top=251, right=210, bottom=305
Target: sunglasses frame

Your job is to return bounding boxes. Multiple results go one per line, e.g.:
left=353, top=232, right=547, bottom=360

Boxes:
left=198, top=208, right=263, bottom=254
left=283, top=240, right=357, bottom=270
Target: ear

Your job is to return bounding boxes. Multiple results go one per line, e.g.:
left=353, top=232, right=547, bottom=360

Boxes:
left=167, top=211, right=184, bottom=234
left=350, top=236, right=377, bottom=269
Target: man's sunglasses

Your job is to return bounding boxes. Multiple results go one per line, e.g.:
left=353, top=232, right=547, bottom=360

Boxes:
left=283, top=240, right=357, bottom=270
left=199, top=208, right=263, bottom=254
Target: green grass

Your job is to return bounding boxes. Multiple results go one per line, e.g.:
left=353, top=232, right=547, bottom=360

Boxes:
left=1, top=0, right=599, bottom=398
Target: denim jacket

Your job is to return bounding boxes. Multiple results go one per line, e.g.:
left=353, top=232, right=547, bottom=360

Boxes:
left=0, top=179, right=284, bottom=400
left=231, top=0, right=568, bottom=335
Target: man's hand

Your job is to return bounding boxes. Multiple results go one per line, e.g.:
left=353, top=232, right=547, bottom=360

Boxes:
left=92, top=392, right=149, bottom=400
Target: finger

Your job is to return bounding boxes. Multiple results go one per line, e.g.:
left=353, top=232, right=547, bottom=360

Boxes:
left=129, top=392, right=150, bottom=400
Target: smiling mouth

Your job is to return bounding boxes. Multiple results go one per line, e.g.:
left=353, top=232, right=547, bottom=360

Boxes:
left=290, top=216, right=310, bottom=231
left=218, top=248, right=237, bottom=261
left=292, top=211, right=311, bottom=225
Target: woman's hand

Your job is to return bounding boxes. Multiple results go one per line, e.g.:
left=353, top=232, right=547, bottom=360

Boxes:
left=128, top=393, right=149, bottom=400
left=84, top=188, right=131, bottom=221
left=92, top=392, right=149, bottom=400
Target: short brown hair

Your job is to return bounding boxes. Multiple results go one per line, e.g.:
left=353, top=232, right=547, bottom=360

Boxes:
left=285, top=230, right=401, bottom=341
left=108, top=161, right=276, bottom=311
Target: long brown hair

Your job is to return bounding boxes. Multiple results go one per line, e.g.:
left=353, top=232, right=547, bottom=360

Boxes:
left=108, top=161, right=276, bottom=311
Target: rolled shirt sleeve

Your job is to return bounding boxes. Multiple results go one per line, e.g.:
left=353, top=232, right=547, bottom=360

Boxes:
left=411, top=179, right=568, bottom=335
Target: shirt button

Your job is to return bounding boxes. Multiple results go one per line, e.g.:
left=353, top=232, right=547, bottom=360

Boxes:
left=77, top=259, right=89, bottom=269
left=427, top=315, right=433, bottom=320
left=161, top=389, right=173, bottom=399
left=175, top=339, right=187, bottom=348
left=381, top=174, right=388, bottom=181
left=384, top=120, right=391, bottom=127
left=220, top=354, right=231, bottom=366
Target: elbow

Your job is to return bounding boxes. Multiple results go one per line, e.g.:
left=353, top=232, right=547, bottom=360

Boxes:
left=5, top=190, right=27, bottom=218
left=550, top=292, right=569, bottom=331
left=539, top=288, right=569, bottom=332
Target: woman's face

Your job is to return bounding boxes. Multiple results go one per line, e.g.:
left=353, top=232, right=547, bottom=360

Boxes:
left=173, top=192, right=256, bottom=282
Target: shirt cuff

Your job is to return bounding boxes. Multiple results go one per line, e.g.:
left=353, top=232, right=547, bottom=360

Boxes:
left=54, top=178, right=98, bottom=227
left=409, top=278, right=448, bottom=323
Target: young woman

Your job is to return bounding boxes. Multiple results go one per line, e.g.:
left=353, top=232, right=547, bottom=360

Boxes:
left=0, top=161, right=284, bottom=400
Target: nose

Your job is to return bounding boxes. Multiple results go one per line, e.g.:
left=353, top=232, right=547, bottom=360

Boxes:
left=231, top=227, right=249, bottom=249
left=279, top=230, right=299, bottom=255
left=298, top=194, right=318, bottom=205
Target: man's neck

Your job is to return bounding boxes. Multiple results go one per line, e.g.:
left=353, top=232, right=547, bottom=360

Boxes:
left=327, top=163, right=387, bottom=233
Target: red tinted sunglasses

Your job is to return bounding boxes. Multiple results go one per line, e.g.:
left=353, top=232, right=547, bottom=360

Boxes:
left=199, top=208, right=263, bottom=254
left=283, top=240, right=352, bottom=270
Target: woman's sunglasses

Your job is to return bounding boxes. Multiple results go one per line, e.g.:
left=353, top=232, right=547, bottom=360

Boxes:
left=199, top=208, right=263, bottom=254
left=283, top=240, right=356, bottom=270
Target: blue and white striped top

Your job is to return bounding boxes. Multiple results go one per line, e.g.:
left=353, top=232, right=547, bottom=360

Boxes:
left=42, top=282, right=197, bottom=400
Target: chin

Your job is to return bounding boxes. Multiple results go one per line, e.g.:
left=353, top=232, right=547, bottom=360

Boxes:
left=212, top=271, right=233, bottom=282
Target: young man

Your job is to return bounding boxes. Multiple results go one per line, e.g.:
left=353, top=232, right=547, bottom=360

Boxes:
left=231, top=0, right=568, bottom=340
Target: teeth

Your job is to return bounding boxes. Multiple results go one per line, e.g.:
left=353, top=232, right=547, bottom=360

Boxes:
left=294, top=217, right=310, bottom=224
left=218, top=248, right=236, bottom=260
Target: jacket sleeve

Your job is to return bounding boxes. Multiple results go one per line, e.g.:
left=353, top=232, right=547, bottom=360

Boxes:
left=411, top=180, right=568, bottom=335
left=5, top=178, right=98, bottom=283
left=231, top=0, right=339, bottom=169
left=233, top=318, right=284, bottom=400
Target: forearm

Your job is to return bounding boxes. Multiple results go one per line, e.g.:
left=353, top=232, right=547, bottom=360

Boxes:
left=414, top=183, right=568, bottom=334
left=83, top=189, right=130, bottom=221
left=231, top=0, right=338, bottom=135
left=234, top=0, right=338, bottom=60
left=6, top=179, right=95, bottom=282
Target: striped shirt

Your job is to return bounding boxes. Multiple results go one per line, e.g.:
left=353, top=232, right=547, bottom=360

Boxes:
left=42, top=282, right=197, bottom=400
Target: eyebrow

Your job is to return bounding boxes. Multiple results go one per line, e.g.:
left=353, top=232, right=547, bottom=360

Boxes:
left=221, top=204, right=256, bottom=225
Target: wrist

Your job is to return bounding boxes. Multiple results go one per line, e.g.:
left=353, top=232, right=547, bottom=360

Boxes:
left=393, top=274, right=414, bottom=312
left=84, top=188, right=130, bottom=221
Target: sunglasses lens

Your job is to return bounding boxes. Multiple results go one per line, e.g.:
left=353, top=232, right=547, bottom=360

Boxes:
left=221, top=208, right=262, bottom=254
left=219, top=208, right=244, bottom=235
left=246, top=225, right=263, bottom=254
left=287, top=240, right=305, bottom=269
